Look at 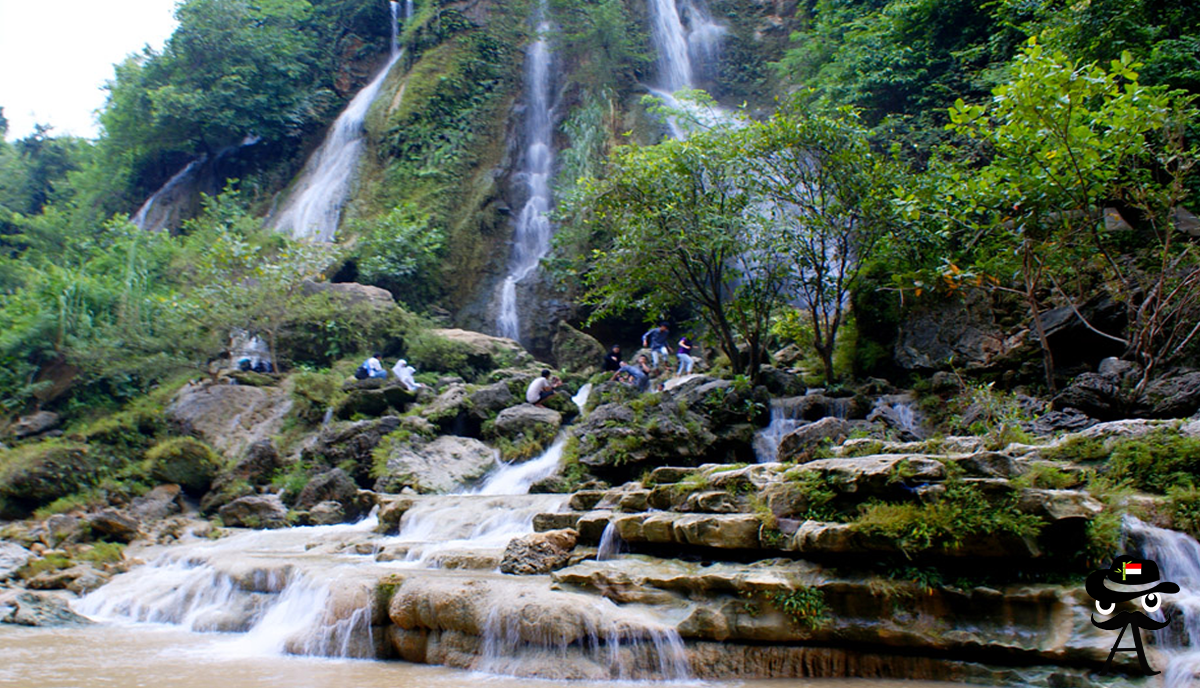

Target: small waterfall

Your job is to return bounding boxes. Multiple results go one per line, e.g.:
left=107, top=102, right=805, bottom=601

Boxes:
left=645, top=0, right=726, bottom=138
left=404, top=0, right=414, bottom=20
left=131, top=156, right=207, bottom=231
left=380, top=494, right=568, bottom=567
left=495, top=1, right=557, bottom=343
left=596, top=522, right=626, bottom=560
left=868, top=394, right=924, bottom=440
left=76, top=521, right=383, bottom=659
left=572, top=382, right=593, bottom=414
left=477, top=596, right=689, bottom=680
left=477, top=437, right=566, bottom=496
left=1124, top=516, right=1200, bottom=687
left=270, top=2, right=403, bottom=241
left=753, top=398, right=806, bottom=463
left=826, top=396, right=851, bottom=420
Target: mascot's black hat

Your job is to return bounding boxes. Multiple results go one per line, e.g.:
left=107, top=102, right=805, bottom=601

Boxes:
left=1086, top=555, right=1180, bottom=603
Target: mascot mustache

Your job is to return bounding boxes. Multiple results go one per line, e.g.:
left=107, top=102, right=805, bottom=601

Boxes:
left=1091, top=610, right=1172, bottom=631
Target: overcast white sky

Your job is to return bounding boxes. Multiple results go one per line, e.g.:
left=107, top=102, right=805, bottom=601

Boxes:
left=0, top=0, right=180, bottom=141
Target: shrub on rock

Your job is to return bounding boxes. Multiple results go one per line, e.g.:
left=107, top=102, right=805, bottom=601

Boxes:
left=143, top=437, right=221, bottom=495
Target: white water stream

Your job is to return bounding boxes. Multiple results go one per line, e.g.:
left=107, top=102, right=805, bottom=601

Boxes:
left=270, top=2, right=403, bottom=241
left=645, top=0, right=726, bottom=138
left=496, top=1, right=557, bottom=343
left=1124, top=516, right=1200, bottom=688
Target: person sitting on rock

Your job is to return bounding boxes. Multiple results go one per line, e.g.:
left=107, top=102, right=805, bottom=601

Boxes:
left=613, top=355, right=652, bottom=393
left=391, top=359, right=425, bottom=391
left=526, top=369, right=563, bottom=406
left=363, top=353, right=387, bottom=379
left=603, top=344, right=622, bottom=372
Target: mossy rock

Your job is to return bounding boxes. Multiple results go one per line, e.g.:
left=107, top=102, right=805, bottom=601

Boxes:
left=0, top=441, right=96, bottom=513
left=144, top=437, right=222, bottom=495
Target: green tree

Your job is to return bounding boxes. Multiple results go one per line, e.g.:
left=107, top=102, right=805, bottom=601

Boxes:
left=911, top=41, right=1200, bottom=391
left=740, top=102, right=897, bottom=383
left=570, top=121, right=788, bottom=380
left=349, top=202, right=444, bottom=308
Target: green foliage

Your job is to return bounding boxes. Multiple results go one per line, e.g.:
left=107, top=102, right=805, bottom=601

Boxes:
left=143, top=437, right=221, bottom=495
left=853, top=479, right=1045, bottom=557
left=80, top=542, right=126, bottom=566
left=404, top=330, right=476, bottom=379
left=17, top=553, right=74, bottom=580
left=290, top=369, right=348, bottom=424
left=549, top=0, right=648, bottom=90
left=1167, top=486, right=1200, bottom=539
left=1106, top=431, right=1200, bottom=493
left=0, top=440, right=97, bottom=511
left=1013, top=463, right=1079, bottom=490
left=769, top=586, right=830, bottom=629
left=1040, top=435, right=1109, bottom=463
left=348, top=203, right=444, bottom=309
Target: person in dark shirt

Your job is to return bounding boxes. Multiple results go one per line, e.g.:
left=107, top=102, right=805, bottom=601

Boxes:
left=642, top=323, right=671, bottom=368
left=676, top=336, right=694, bottom=375
left=603, top=344, right=622, bottom=372
left=614, top=355, right=652, bottom=392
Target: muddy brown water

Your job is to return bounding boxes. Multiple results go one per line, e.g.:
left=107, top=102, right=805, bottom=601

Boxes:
left=0, top=623, right=983, bottom=688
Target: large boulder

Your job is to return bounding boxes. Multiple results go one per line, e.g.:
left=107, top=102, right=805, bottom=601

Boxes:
left=573, top=402, right=719, bottom=477
left=129, top=484, right=185, bottom=521
left=167, top=382, right=293, bottom=461
left=10, top=411, right=60, bottom=439
left=468, top=382, right=515, bottom=420
left=301, top=280, right=395, bottom=307
left=430, top=328, right=527, bottom=371
left=499, top=529, right=578, bottom=575
left=1053, top=372, right=1124, bottom=419
left=1141, top=370, right=1200, bottom=418
left=0, top=542, right=32, bottom=580
left=144, top=437, right=221, bottom=495
left=218, top=494, right=289, bottom=529
left=300, top=416, right=401, bottom=483
left=295, top=468, right=361, bottom=519
left=0, top=590, right=92, bottom=627
left=493, top=405, right=562, bottom=438
left=86, top=510, right=141, bottom=543
left=420, top=384, right=475, bottom=435
left=373, top=436, right=497, bottom=494
left=551, top=321, right=605, bottom=374
left=895, top=291, right=1023, bottom=370
left=0, top=441, right=95, bottom=511
left=777, top=418, right=851, bottom=463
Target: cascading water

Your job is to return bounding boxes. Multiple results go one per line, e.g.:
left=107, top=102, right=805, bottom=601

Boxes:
left=132, top=135, right=261, bottom=233
left=645, top=0, right=726, bottom=138
left=270, top=2, right=403, bottom=241
left=1123, top=516, right=1200, bottom=688
left=753, top=398, right=807, bottom=463
left=495, top=1, right=557, bottom=343
left=131, top=156, right=206, bottom=231
left=77, top=517, right=384, bottom=659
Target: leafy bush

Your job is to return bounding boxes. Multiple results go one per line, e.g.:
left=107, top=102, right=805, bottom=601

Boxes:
left=290, top=369, right=348, bottom=424
left=79, top=542, right=125, bottom=565
left=405, top=330, right=476, bottom=380
left=769, top=587, right=830, bottom=629
left=143, top=437, right=221, bottom=495
left=853, top=480, right=1045, bottom=556
left=1040, top=435, right=1109, bottom=463
left=1167, top=486, right=1200, bottom=539
left=1107, top=432, right=1200, bottom=493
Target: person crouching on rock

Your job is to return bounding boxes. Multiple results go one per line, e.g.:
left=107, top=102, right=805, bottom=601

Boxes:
left=613, top=356, right=651, bottom=393
left=526, top=369, right=563, bottom=406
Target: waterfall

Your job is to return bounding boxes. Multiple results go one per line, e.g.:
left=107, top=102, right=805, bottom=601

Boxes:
left=495, top=1, right=557, bottom=343
left=76, top=519, right=384, bottom=659
left=405, top=0, right=413, bottom=20
left=645, top=0, right=726, bottom=138
left=476, top=437, right=566, bottom=496
left=270, top=2, right=403, bottom=241
left=1124, top=516, right=1200, bottom=688
left=597, top=522, right=626, bottom=560
left=131, top=156, right=206, bottom=232
left=753, top=399, right=807, bottom=463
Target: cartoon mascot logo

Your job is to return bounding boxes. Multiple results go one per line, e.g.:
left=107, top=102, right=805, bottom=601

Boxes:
left=1087, top=555, right=1178, bottom=675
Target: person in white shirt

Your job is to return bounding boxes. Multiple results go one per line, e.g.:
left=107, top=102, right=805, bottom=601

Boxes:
left=391, top=359, right=424, bottom=391
left=364, top=353, right=387, bottom=379
left=525, top=369, right=562, bottom=406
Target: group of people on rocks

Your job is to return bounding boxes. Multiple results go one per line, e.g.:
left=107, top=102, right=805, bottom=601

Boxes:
left=354, top=353, right=425, bottom=391
left=604, top=323, right=695, bottom=393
